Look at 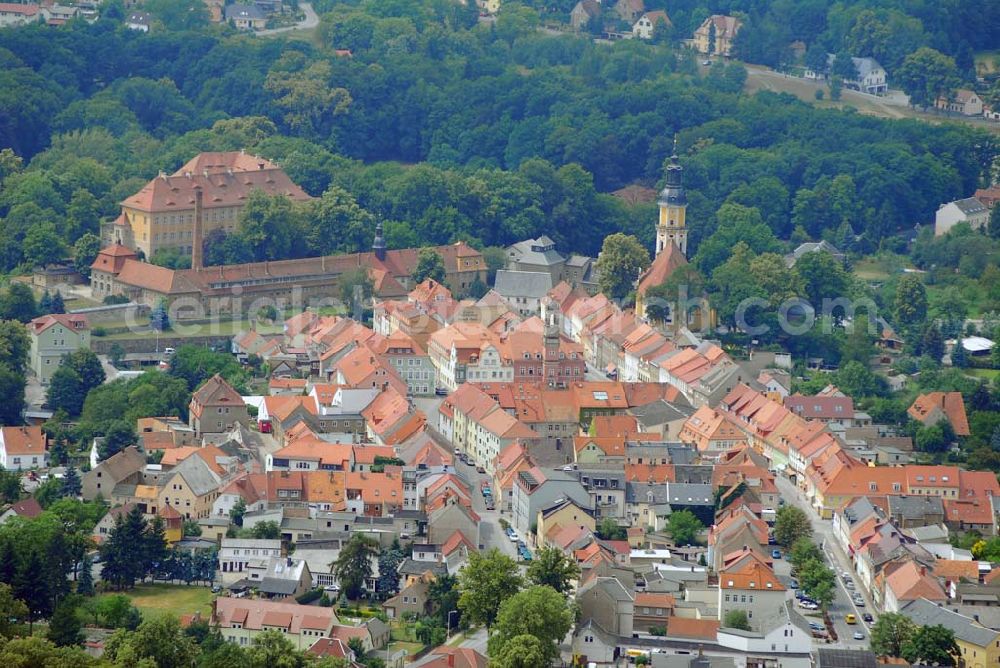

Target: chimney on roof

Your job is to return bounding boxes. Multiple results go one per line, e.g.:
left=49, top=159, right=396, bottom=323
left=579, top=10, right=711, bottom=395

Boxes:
left=192, top=185, right=204, bottom=271
left=258, top=161, right=265, bottom=170
left=447, top=652, right=455, bottom=667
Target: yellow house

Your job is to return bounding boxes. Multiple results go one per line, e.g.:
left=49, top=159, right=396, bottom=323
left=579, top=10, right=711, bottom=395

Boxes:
left=536, top=497, right=595, bottom=543
left=158, top=456, right=223, bottom=520
left=476, top=0, right=499, bottom=15
left=692, top=15, right=742, bottom=57
left=902, top=599, right=999, bottom=668
left=158, top=503, right=184, bottom=544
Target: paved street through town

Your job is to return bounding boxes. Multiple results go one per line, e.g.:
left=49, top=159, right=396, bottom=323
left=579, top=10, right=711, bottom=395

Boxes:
left=775, top=475, right=875, bottom=649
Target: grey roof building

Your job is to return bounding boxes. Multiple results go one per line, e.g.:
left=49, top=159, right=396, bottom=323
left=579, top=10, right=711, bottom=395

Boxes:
left=900, top=597, right=1000, bottom=648
left=784, top=240, right=846, bottom=267
left=505, top=236, right=599, bottom=293
left=815, top=648, right=878, bottom=668
left=493, top=270, right=554, bottom=316
left=225, top=3, right=266, bottom=20
left=886, top=494, right=944, bottom=528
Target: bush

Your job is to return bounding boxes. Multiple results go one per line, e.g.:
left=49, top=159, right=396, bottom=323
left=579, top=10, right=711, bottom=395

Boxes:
left=92, top=327, right=107, bottom=337
left=649, top=626, right=666, bottom=636
left=103, top=294, right=130, bottom=305
left=296, top=589, right=323, bottom=605
left=814, top=89, right=824, bottom=100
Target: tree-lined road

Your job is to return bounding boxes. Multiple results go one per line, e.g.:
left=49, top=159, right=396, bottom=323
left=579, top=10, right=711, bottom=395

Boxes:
left=775, top=475, right=874, bottom=649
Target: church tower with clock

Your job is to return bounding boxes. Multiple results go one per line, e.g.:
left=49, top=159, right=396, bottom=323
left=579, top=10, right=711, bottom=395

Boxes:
left=655, top=141, right=688, bottom=259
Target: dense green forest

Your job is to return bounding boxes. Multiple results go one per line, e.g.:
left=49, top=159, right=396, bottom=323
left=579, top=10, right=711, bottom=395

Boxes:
left=0, top=0, right=995, bottom=272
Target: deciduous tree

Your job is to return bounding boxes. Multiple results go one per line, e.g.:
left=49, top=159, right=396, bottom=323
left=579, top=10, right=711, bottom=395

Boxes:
left=596, top=233, right=650, bottom=302
left=723, top=610, right=751, bottom=631
left=526, top=546, right=580, bottom=594
left=901, top=624, right=958, bottom=665
left=870, top=612, right=917, bottom=657
left=332, top=534, right=378, bottom=600
left=897, top=47, right=960, bottom=110
left=457, top=548, right=523, bottom=629
left=487, top=586, right=573, bottom=665
left=666, top=510, right=704, bottom=546
left=773, top=506, right=812, bottom=548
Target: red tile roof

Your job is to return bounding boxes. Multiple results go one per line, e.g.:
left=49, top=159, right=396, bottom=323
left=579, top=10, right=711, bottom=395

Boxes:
left=0, top=426, right=46, bottom=456
left=908, top=392, right=970, bottom=436
left=28, top=313, right=89, bottom=335
left=637, top=241, right=687, bottom=295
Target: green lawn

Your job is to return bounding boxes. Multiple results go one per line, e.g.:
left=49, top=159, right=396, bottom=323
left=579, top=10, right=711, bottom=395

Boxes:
left=98, top=584, right=215, bottom=619
left=388, top=640, right=423, bottom=658
left=98, top=319, right=283, bottom=341
left=966, top=368, right=1000, bottom=380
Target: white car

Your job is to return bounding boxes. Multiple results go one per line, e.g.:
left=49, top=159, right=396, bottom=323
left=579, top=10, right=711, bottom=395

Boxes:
left=853, top=631, right=865, bottom=640
left=798, top=601, right=819, bottom=610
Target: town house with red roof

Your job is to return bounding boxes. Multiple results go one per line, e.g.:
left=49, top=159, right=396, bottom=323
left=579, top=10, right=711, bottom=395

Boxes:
left=718, top=553, right=786, bottom=631
left=212, top=597, right=337, bottom=651
left=28, top=313, right=90, bottom=383
left=0, top=425, right=47, bottom=470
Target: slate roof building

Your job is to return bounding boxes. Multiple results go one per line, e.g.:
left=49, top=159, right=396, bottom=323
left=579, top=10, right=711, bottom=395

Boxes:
left=936, top=196, right=990, bottom=236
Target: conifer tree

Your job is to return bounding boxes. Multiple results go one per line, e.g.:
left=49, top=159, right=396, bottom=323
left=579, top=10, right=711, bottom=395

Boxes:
left=50, top=291, right=65, bottom=314
left=47, top=595, right=84, bottom=647
left=61, top=465, right=81, bottom=498
left=77, top=555, right=94, bottom=596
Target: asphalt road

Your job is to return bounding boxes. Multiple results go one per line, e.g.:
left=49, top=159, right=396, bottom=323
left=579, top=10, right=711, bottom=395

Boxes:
left=256, top=2, right=318, bottom=36
left=458, top=460, right=519, bottom=560
left=775, top=475, right=875, bottom=649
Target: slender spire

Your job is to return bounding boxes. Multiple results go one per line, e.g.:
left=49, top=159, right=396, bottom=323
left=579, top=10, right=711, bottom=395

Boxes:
left=372, top=219, right=386, bottom=262
left=660, top=135, right=686, bottom=204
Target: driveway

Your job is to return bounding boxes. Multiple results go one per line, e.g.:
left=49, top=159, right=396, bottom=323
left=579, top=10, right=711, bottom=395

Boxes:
left=256, top=2, right=318, bottom=36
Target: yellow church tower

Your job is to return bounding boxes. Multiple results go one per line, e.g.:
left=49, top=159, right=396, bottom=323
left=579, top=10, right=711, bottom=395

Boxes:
left=655, top=140, right=687, bottom=258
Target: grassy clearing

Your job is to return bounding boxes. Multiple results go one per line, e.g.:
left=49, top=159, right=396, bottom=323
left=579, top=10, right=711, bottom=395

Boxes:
left=388, top=640, right=423, bottom=657
left=97, top=319, right=283, bottom=341
left=975, top=50, right=1000, bottom=75
left=967, top=368, right=1000, bottom=380
left=97, top=583, right=215, bottom=618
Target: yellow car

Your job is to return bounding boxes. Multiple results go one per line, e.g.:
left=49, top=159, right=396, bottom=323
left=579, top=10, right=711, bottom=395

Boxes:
left=845, top=614, right=857, bottom=625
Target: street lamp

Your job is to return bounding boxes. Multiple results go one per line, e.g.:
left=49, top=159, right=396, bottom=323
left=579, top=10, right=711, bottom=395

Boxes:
left=446, top=609, right=459, bottom=642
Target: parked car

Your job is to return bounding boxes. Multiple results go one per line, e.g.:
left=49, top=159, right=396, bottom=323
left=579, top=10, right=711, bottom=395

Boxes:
left=476, top=466, right=486, bottom=474
left=798, top=601, right=819, bottom=610
left=435, top=387, right=448, bottom=396
left=854, top=598, right=865, bottom=607
left=771, top=549, right=782, bottom=559
left=845, top=580, right=855, bottom=589
left=853, top=631, right=865, bottom=640
left=809, top=622, right=824, bottom=631
left=862, top=613, right=874, bottom=623
left=845, top=614, right=857, bottom=624
left=789, top=579, right=799, bottom=589
left=486, top=501, right=495, bottom=510
left=211, top=585, right=221, bottom=593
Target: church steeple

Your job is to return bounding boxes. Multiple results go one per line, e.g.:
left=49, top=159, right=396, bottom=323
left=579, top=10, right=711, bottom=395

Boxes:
left=656, top=135, right=688, bottom=258
left=372, top=219, right=386, bottom=262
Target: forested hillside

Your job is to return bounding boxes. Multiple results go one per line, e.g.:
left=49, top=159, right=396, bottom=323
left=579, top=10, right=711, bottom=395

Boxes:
left=522, top=0, right=1000, bottom=76
left=0, top=1, right=994, bottom=271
